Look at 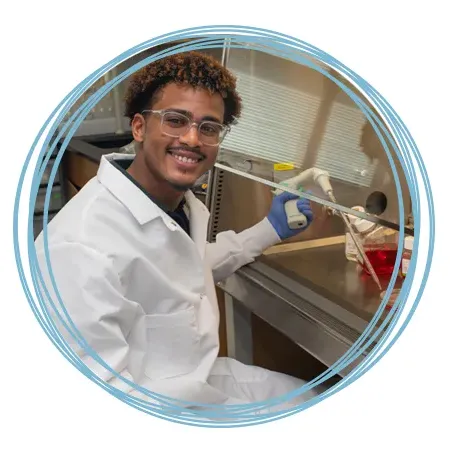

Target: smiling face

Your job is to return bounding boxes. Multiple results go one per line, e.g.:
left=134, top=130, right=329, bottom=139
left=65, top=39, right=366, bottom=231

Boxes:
left=131, top=83, right=225, bottom=193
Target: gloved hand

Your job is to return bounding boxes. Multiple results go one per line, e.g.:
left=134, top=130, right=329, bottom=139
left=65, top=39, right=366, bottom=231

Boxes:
left=267, top=191, right=313, bottom=240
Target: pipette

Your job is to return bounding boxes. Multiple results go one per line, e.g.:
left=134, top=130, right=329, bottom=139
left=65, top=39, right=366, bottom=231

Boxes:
left=328, top=193, right=382, bottom=291
left=273, top=168, right=383, bottom=291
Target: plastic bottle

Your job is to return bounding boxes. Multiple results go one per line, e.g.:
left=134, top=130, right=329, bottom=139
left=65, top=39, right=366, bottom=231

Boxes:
left=401, top=236, right=414, bottom=277
left=345, top=206, right=368, bottom=262
left=360, top=223, right=399, bottom=276
left=379, top=236, right=413, bottom=309
left=346, top=207, right=399, bottom=276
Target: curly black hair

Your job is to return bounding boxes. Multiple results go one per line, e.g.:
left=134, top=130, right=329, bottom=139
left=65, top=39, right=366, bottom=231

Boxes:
left=124, top=51, right=242, bottom=126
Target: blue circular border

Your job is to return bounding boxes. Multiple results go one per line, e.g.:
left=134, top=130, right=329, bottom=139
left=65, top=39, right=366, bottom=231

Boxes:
left=13, top=26, right=435, bottom=427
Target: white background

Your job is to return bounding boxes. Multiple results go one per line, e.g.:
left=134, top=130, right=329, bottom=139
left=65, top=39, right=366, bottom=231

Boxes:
left=1, top=1, right=449, bottom=448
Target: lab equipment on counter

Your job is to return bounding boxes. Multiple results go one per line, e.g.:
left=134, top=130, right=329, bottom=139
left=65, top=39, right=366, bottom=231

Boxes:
left=328, top=192, right=383, bottom=291
left=345, top=207, right=399, bottom=277
left=361, top=233, right=398, bottom=277
left=272, top=167, right=383, bottom=290
left=401, top=236, right=414, bottom=277
left=345, top=206, right=367, bottom=262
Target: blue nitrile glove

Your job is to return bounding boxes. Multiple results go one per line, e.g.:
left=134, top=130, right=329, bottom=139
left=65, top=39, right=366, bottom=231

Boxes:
left=267, top=191, right=314, bottom=240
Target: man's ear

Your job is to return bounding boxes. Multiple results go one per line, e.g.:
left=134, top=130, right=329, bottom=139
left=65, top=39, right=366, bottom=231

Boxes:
left=131, top=114, right=146, bottom=143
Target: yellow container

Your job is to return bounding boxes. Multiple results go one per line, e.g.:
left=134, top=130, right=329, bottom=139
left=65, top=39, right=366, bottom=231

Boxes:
left=273, top=162, right=296, bottom=184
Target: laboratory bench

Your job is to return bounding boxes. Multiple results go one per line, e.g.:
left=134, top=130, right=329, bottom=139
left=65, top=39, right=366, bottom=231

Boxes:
left=207, top=162, right=406, bottom=385
left=43, top=135, right=404, bottom=387
left=218, top=242, right=402, bottom=380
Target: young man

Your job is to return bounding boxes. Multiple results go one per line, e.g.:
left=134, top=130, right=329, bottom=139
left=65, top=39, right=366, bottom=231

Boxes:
left=35, top=51, right=318, bottom=412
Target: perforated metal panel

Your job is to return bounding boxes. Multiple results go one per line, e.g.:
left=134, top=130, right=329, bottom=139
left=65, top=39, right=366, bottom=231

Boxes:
left=208, top=168, right=226, bottom=242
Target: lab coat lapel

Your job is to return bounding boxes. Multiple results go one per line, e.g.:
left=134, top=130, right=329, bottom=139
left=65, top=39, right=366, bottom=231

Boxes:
left=184, top=190, right=210, bottom=258
left=185, top=191, right=220, bottom=324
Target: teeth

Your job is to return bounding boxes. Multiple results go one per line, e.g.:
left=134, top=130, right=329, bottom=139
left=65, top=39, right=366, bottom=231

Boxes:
left=172, top=154, right=198, bottom=164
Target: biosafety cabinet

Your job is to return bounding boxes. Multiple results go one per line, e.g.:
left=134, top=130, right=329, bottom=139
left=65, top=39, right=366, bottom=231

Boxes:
left=42, top=38, right=413, bottom=386
left=205, top=46, right=412, bottom=383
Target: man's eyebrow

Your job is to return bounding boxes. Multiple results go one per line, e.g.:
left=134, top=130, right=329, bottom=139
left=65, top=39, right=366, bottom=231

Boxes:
left=202, top=115, right=222, bottom=123
left=166, top=108, right=222, bottom=123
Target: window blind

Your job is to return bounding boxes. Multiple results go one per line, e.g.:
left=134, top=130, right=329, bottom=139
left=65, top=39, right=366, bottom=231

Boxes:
left=222, top=53, right=376, bottom=187
left=221, top=69, right=320, bottom=168
left=315, top=99, right=376, bottom=186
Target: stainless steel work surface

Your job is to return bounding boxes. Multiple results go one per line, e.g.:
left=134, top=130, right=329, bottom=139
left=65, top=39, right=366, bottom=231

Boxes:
left=259, top=243, right=403, bottom=323
left=219, top=243, right=403, bottom=376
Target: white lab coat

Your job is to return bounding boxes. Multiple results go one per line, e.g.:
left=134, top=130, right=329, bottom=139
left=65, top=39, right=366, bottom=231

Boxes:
left=35, top=153, right=319, bottom=414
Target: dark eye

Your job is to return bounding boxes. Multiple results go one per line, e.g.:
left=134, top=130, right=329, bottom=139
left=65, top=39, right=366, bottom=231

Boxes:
left=200, top=122, right=222, bottom=136
left=164, top=113, right=189, bottom=128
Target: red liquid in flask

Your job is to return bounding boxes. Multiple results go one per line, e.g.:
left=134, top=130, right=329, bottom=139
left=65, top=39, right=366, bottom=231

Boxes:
left=362, top=245, right=399, bottom=276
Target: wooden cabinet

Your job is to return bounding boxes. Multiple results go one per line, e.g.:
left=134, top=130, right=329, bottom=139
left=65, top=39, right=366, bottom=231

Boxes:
left=62, top=152, right=99, bottom=197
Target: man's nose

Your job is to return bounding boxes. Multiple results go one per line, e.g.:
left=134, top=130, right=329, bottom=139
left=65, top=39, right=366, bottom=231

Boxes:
left=179, top=125, right=201, bottom=147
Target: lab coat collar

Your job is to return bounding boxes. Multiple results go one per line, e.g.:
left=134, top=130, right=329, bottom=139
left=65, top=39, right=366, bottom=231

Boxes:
left=184, top=189, right=210, bottom=254
left=97, top=153, right=163, bottom=225
left=97, top=153, right=210, bottom=237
